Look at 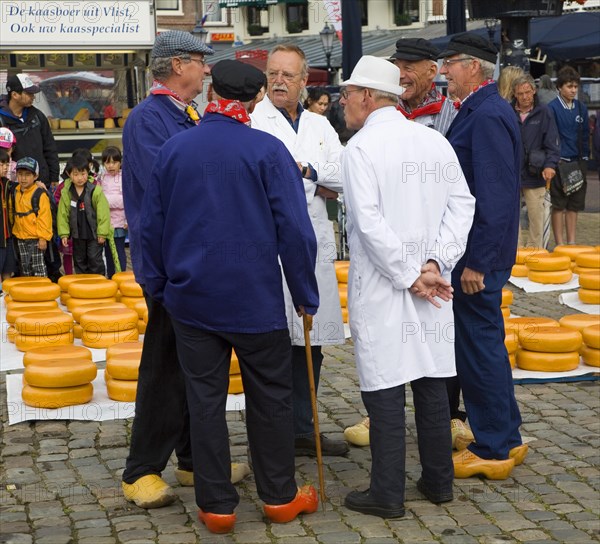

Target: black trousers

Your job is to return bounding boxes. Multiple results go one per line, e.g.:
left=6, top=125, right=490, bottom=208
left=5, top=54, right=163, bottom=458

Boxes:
left=72, top=238, right=105, bottom=275
left=122, top=294, right=192, bottom=483
left=172, top=319, right=298, bottom=514
left=446, top=376, right=467, bottom=421
left=292, top=345, right=324, bottom=437
left=362, top=377, right=453, bottom=505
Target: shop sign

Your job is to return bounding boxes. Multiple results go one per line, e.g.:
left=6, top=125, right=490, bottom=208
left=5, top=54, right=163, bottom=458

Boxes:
left=211, top=32, right=235, bottom=42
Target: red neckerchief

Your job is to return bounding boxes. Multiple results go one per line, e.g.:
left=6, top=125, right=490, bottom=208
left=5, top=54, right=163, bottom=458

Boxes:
left=454, top=79, right=495, bottom=110
left=397, top=84, right=446, bottom=120
left=204, top=100, right=251, bottom=126
left=150, top=80, right=200, bottom=124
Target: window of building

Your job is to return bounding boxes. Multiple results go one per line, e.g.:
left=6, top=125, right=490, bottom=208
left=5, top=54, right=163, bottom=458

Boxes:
left=360, top=0, right=368, bottom=26
left=156, top=0, right=179, bottom=10
left=394, top=0, right=419, bottom=25
left=286, top=3, right=308, bottom=33
left=247, top=7, right=269, bottom=36
left=202, top=1, right=225, bottom=23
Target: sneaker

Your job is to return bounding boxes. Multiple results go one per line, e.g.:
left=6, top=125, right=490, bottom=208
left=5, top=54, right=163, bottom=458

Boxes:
left=344, top=417, right=370, bottom=447
left=451, top=418, right=474, bottom=450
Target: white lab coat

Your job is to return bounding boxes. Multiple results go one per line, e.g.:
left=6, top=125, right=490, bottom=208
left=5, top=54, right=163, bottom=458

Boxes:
left=251, top=96, right=345, bottom=346
left=341, top=107, right=475, bottom=391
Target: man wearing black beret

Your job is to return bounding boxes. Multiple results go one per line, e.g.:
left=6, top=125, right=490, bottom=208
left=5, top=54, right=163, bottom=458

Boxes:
left=141, top=59, right=320, bottom=534
left=439, top=32, right=527, bottom=480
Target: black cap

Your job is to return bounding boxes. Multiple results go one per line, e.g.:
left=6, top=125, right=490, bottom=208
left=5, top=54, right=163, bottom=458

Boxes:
left=438, top=32, right=498, bottom=64
left=390, top=38, right=440, bottom=61
left=6, top=74, right=40, bottom=94
left=211, top=60, right=266, bottom=102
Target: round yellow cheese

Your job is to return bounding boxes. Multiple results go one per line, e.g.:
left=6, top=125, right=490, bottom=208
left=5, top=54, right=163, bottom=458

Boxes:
left=516, top=246, right=549, bottom=264
left=578, top=288, right=600, bottom=305
left=68, top=279, right=118, bottom=299
left=6, top=306, right=63, bottom=325
left=341, top=307, right=349, bottom=323
left=8, top=325, right=16, bottom=343
left=580, top=345, right=600, bottom=367
left=501, top=306, right=510, bottom=319
left=4, top=293, right=11, bottom=306
left=138, top=320, right=146, bottom=334
left=339, top=285, right=348, bottom=307
left=73, top=323, right=83, bottom=339
left=15, top=331, right=73, bottom=352
left=106, top=351, right=140, bottom=380
left=525, top=254, right=571, bottom=272
left=71, top=302, right=127, bottom=323
left=119, top=295, right=144, bottom=309
left=15, top=311, right=73, bottom=336
left=518, top=326, right=582, bottom=353
left=501, top=288, right=514, bottom=307
left=336, top=266, right=349, bottom=283
left=504, top=334, right=518, bottom=354
left=506, top=317, right=559, bottom=335
left=553, top=244, right=595, bottom=261
left=22, top=383, right=93, bottom=408
left=67, top=296, right=117, bottom=313
left=511, top=264, right=529, bottom=277
left=575, top=251, right=600, bottom=269
left=106, top=341, right=143, bottom=360
left=133, top=300, right=148, bottom=319
left=2, top=276, right=51, bottom=293
left=24, top=359, right=97, bottom=388
left=81, top=327, right=139, bottom=349
left=579, top=272, right=600, bottom=290
left=527, top=269, right=573, bottom=284
left=509, top=353, right=516, bottom=369
left=6, top=300, right=59, bottom=312
left=119, top=280, right=143, bottom=297
left=228, top=373, right=243, bottom=394
left=23, top=345, right=92, bottom=367
left=575, top=266, right=600, bottom=276
left=10, top=282, right=60, bottom=302
left=143, top=310, right=148, bottom=324
left=105, top=374, right=137, bottom=402
left=111, top=271, right=135, bottom=285
left=582, top=324, right=600, bottom=350
left=516, top=348, right=580, bottom=372
left=230, top=350, right=240, bottom=375
left=60, top=292, right=71, bottom=305
left=58, top=274, right=105, bottom=292
left=80, top=307, right=138, bottom=331
left=558, top=314, right=600, bottom=332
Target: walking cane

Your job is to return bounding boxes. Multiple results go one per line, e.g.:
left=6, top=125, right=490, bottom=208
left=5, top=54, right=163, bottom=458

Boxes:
left=303, top=313, right=327, bottom=509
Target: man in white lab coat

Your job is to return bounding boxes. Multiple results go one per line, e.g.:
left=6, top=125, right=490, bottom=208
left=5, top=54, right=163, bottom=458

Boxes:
left=251, top=44, right=348, bottom=457
left=340, top=56, right=475, bottom=518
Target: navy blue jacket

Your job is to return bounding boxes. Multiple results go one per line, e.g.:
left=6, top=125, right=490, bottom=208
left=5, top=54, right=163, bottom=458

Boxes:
left=548, top=97, right=590, bottom=160
left=122, top=94, right=196, bottom=285
left=141, top=113, right=319, bottom=333
left=513, top=99, right=560, bottom=189
left=446, top=83, right=521, bottom=274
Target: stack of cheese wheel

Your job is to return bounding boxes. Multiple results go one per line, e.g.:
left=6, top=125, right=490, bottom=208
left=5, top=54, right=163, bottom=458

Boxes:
left=118, top=279, right=144, bottom=310
left=581, top=324, right=600, bottom=367
left=111, top=271, right=136, bottom=301
left=505, top=326, right=518, bottom=369
left=134, top=299, right=148, bottom=334
left=229, top=349, right=243, bottom=394
left=525, top=253, right=572, bottom=284
left=66, top=278, right=118, bottom=314
left=3, top=277, right=52, bottom=306
left=13, top=310, right=74, bottom=352
left=501, top=288, right=513, bottom=319
left=22, top=345, right=96, bottom=408
left=71, top=301, right=128, bottom=339
left=105, top=342, right=143, bottom=402
left=512, top=247, right=548, bottom=278
left=575, top=252, right=600, bottom=305
left=335, top=261, right=350, bottom=323
left=57, top=274, right=105, bottom=306
left=554, top=244, right=595, bottom=272
left=516, top=325, right=582, bottom=372
left=505, top=316, right=559, bottom=368
left=5, top=304, right=63, bottom=344
left=80, top=307, right=139, bottom=348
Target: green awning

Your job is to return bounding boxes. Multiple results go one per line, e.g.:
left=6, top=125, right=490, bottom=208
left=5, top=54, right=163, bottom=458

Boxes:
left=218, top=0, right=306, bottom=7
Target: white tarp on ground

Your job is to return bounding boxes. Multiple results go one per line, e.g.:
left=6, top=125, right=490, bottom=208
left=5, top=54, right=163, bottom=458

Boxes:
left=509, top=274, right=580, bottom=293
left=559, top=291, right=600, bottom=315
left=512, top=360, right=599, bottom=382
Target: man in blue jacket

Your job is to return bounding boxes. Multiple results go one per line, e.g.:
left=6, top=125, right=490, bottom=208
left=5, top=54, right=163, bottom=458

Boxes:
left=439, top=33, right=527, bottom=480
left=141, top=60, right=320, bottom=534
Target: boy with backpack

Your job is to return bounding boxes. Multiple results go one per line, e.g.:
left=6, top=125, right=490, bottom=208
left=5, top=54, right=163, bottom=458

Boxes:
left=57, top=153, right=111, bottom=274
left=11, top=157, right=53, bottom=277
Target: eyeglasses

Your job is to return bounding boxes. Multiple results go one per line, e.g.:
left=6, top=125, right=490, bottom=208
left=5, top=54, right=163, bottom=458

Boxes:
left=340, top=88, right=364, bottom=100
left=186, top=57, right=206, bottom=66
left=266, top=70, right=300, bottom=82
left=441, top=57, right=475, bottom=67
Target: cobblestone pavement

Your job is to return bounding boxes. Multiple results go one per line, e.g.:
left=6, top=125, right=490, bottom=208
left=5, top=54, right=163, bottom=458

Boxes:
left=1, top=215, right=599, bottom=544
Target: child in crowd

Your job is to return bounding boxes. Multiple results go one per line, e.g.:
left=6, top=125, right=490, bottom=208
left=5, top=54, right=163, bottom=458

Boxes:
left=0, top=127, right=17, bottom=182
left=57, top=153, right=111, bottom=275
left=11, top=157, right=53, bottom=277
left=0, top=149, right=17, bottom=282
left=72, top=147, right=100, bottom=181
left=54, top=159, right=75, bottom=275
left=98, top=146, right=127, bottom=277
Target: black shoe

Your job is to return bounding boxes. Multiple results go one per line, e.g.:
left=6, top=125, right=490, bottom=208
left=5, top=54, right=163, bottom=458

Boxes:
left=295, top=434, right=349, bottom=457
left=416, top=478, right=453, bottom=504
left=344, top=490, right=405, bottom=519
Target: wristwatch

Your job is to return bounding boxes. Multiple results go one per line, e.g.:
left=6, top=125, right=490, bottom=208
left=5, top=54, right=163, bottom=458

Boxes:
left=301, top=162, right=309, bottom=178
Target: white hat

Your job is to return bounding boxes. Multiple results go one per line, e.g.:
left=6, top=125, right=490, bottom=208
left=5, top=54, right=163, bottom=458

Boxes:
left=341, top=56, right=404, bottom=97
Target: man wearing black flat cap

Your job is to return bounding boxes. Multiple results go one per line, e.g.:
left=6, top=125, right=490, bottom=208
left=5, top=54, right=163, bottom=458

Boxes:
left=439, top=32, right=528, bottom=480
left=141, top=59, right=320, bottom=534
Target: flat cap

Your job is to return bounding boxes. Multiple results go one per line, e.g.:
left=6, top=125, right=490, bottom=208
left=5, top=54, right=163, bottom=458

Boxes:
left=151, top=30, right=213, bottom=60
left=438, top=32, right=497, bottom=64
left=211, top=60, right=266, bottom=102
left=390, top=38, right=440, bottom=61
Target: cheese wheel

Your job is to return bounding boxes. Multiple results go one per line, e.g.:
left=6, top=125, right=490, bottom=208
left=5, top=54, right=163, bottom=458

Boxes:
left=515, top=247, right=549, bottom=265
left=501, top=288, right=513, bottom=307
left=525, top=254, right=571, bottom=272
left=58, top=274, right=105, bottom=292
left=553, top=244, right=595, bottom=261
left=23, top=345, right=92, bottom=367
left=575, top=251, right=600, bottom=268
left=15, top=331, right=73, bottom=352
left=67, top=296, right=117, bottom=313
left=82, top=327, right=139, bottom=349
left=575, top=266, right=600, bottom=276
left=24, top=359, right=97, bottom=388
left=339, top=285, right=348, bottom=307
left=336, top=266, right=349, bottom=283
left=334, top=260, right=350, bottom=270
left=119, top=295, right=144, bottom=310
left=6, top=300, right=59, bottom=312
left=80, top=307, right=138, bottom=331
left=106, top=351, right=141, bottom=380
left=4, top=293, right=11, bottom=306
left=518, top=326, right=582, bottom=353
left=558, top=314, right=600, bottom=332
left=106, top=341, right=143, bottom=360
left=501, top=306, right=510, bottom=319
left=22, top=383, right=93, bottom=408
left=571, top=261, right=578, bottom=272
left=10, top=282, right=60, bottom=302
left=133, top=300, right=148, bottom=319
left=506, top=317, right=559, bottom=336
left=8, top=325, right=16, bottom=343
left=6, top=306, right=63, bottom=325
left=111, top=271, right=135, bottom=285
left=504, top=334, right=518, bottom=354
left=15, top=311, right=73, bottom=336
left=73, top=323, right=83, bottom=339
left=105, top=375, right=137, bottom=402
left=341, top=307, right=349, bottom=323
left=511, top=264, right=529, bottom=277
left=68, top=279, right=118, bottom=299
left=71, top=302, right=127, bottom=323
left=143, top=309, right=148, bottom=324
left=230, top=351, right=240, bottom=375
left=228, top=373, right=243, bottom=394
left=578, top=288, right=600, bottom=305
left=527, top=269, right=573, bottom=284
left=579, top=272, right=600, bottom=290
left=582, top=324, right=600, bottom=350
left=119, top=280, right=143, bottom=297
left=580, top=345, right=600, bottom=367
left=2, top=276, right=51, bottom=293
left=115, top=292, right=122, bottom=302
left=138, top=320, right=146, bottom=334
left=60, top=292, right=71, bottom=305
left=516, top=348, right=580, bottom=372
left=509, top=353, right=516, bottom=369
